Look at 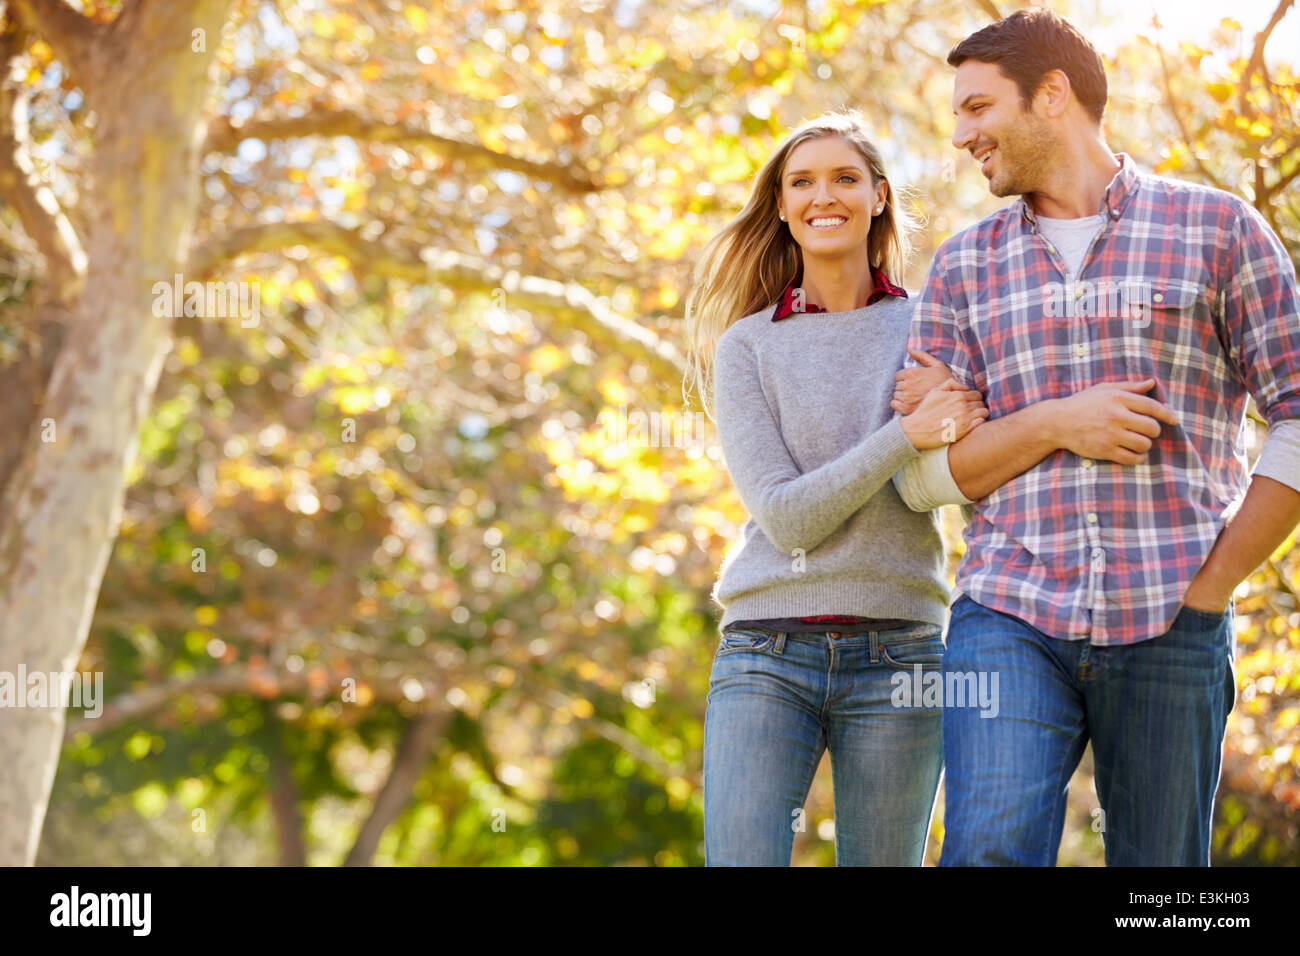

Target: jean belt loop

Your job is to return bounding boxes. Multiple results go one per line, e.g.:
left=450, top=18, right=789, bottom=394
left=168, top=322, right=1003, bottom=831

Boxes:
left=773, top=631, right=787, bottom=655
left=869, top=632, right=880, bottom=664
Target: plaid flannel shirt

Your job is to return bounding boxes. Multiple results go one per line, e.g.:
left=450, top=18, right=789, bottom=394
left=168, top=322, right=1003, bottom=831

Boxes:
left=906, top=153, right=1300, bottom=644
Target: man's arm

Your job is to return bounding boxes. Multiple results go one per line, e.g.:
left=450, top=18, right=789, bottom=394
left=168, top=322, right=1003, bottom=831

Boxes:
left=1183, top=201, right=1300, bottom=612
left=1183, top=472, right=1300, bottom=613
left=894, top=380, right=1178, bottom=509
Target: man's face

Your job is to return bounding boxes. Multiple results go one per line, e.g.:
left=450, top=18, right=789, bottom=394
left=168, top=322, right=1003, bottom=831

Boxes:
left=951, top=59, right=1056, bottom=198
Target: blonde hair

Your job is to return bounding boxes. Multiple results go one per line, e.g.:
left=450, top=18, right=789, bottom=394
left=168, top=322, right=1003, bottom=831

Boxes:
left=682, top=108, right=916, bottom=421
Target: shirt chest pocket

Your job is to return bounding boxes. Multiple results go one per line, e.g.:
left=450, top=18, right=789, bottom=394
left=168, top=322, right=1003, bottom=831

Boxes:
left=1114, top=278, right=1234, bottom=382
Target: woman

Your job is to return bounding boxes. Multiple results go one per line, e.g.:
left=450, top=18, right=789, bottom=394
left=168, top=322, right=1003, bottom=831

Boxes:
left=682, top=109, right=987, bottom=866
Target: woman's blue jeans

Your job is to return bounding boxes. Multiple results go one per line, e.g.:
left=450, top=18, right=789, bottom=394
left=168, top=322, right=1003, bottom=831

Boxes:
left=704, top=623, right=945, bottom=866
left=939, top=593, right=1237, bottom=866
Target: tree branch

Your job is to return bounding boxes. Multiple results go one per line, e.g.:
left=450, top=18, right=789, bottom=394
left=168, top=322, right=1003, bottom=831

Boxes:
left=186, top=220, right=688, bottom=377
left=342, top=711, right=448, bottom=866
left=1155, top=39, right=1226, bottom=191
left=202, top=105, right=601, bottom=194
left=7, top=0, right=99, bottom=75
left=0, top=16, right=86, bottom=300
left=1238, top=0, right=1295, bottom=118
left=63, top=664, right=446, bottom=736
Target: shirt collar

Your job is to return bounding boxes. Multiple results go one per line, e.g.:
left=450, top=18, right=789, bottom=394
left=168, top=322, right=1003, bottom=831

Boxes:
left=771, top=265, right=907, bottom=321
left=1017, top=151, right=1139, bottom=227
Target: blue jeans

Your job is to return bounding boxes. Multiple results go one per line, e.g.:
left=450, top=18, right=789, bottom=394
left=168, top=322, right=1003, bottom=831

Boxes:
left=939, top=593, right=1236, bottom=866
left=704, top=623, right=945, bottom=866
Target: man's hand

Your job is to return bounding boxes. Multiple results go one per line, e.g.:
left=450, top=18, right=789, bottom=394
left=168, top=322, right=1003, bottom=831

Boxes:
left=1045, top=379, right=1179, bottom=465
left=892, top=348, right=956, bottom=415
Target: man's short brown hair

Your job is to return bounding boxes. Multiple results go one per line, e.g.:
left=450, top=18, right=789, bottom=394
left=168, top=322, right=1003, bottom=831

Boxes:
left=948, top=8, right=1108, bottom=125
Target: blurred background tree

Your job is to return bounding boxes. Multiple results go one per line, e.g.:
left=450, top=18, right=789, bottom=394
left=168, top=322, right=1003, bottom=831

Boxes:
left=0, top=0, right=1294, bottom=866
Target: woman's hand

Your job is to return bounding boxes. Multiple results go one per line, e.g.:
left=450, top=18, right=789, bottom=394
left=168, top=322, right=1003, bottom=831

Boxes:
left=900, top=379, right=989, bottom=449
left=891, top=348, right=956, bottom=415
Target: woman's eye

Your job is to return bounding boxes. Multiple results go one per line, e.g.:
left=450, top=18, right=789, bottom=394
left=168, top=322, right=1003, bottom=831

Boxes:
left=792, top=175, right=857, bottom=186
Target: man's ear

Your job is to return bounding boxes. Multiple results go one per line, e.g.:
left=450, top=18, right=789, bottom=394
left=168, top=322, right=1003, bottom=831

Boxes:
left=1036, top=69, right=1071, bottom=119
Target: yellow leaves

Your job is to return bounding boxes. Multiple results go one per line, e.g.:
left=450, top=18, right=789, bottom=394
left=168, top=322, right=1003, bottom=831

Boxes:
left=576, top=659, right=602, bottom=682
left=599, top=377, right=629, bottom=405
left=626, top=39, right=666, bottom=68
left=529, top=343, right=566, bottom=375
left=1179, top=41, right=1209, bottom=68
left=665, top=776, right=693, bottom=808
left=1155, top=143, right=1190, bottom=173
left=131, top=782, right=169, bottom=818
left=124, top=732, right=152, bottom=760
left=1271, top=531, right=1297, bottom=563
left=648, top=220, right=692, bottom=259
left=175, top=338, right=201, bottom=367
left=1207, top=82, right=1235, bottom=104
left=655, top=278, right=679, bottom=310
left=622, top=511, right=652, bottom=534
left=360, top=62, right=384, bottom=82
left=195, top=605, right=219, bottom=626
left=810, top=20, right=850, bottom=54
left=404, top=4, right=428, bottom=32
left=569, top=697, right=594, bottom=719
left=310, top=12, right=338, bottom=38
left=335, top=385, right=373, bottom=414
left=185, top=497, right=209, bottom=533
left=558, top=202, right=586, bottom=230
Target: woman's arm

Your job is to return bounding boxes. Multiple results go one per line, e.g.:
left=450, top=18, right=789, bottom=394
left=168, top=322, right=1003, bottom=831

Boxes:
left=714, top=330, right=923, bottom=554
left=712, top=331, right=981, bottom=554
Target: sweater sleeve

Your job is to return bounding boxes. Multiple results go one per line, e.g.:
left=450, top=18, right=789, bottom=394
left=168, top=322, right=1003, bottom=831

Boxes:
left=892, top=445, right=976, bottom=512
left=714, top=326, right=922, bottom=555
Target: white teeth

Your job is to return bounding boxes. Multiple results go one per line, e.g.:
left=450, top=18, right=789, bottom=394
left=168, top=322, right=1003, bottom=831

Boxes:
left=809, top=217, right=846, bottom=227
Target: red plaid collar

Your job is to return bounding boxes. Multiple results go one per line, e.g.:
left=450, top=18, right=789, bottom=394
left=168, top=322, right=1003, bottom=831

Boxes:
left=771, top=266, right=906, bottom=321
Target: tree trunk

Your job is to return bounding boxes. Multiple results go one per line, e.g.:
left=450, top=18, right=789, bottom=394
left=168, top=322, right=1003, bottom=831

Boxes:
left=0, top=0, right=236, bottom=865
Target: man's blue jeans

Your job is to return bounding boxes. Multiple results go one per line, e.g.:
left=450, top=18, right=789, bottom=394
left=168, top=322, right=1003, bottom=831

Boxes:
left=704, top=623, right=944, bottom=866
left=939, top=593, right=1237, bottom=866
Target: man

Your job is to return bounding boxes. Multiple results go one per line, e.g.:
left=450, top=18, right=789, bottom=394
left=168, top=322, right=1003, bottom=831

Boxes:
left=890, top=8, right=1300, bottom=865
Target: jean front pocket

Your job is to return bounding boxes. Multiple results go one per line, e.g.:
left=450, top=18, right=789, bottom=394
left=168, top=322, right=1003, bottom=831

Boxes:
left=716, top=628, right=777, bottom=657
left=878, top=625, right=945, bottom=670
left=1174, top=604, right=1227, bottom=631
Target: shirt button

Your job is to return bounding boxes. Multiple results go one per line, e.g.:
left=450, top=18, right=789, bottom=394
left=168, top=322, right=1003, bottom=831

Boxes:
left=1087, top=512, right=1098, bottom=523
left=1083, top=459, right=1094, bottom=467
left=1075, top=286, right=1085, bottom=299
left=1153, top=292, right=1164, bottom=303
left=1075, top=345, right=1086, bottom=356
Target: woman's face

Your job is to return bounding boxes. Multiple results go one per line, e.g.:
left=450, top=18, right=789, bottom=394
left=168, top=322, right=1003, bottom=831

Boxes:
left=775, top=136, right=886, bottom=260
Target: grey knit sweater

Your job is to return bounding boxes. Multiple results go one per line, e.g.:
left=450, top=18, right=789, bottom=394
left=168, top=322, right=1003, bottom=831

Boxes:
left=711, top=294, right=954, bottom=633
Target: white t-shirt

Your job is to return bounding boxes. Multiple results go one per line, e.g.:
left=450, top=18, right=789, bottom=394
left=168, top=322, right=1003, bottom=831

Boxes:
left=1036, top=212, right=1105, bottom=278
